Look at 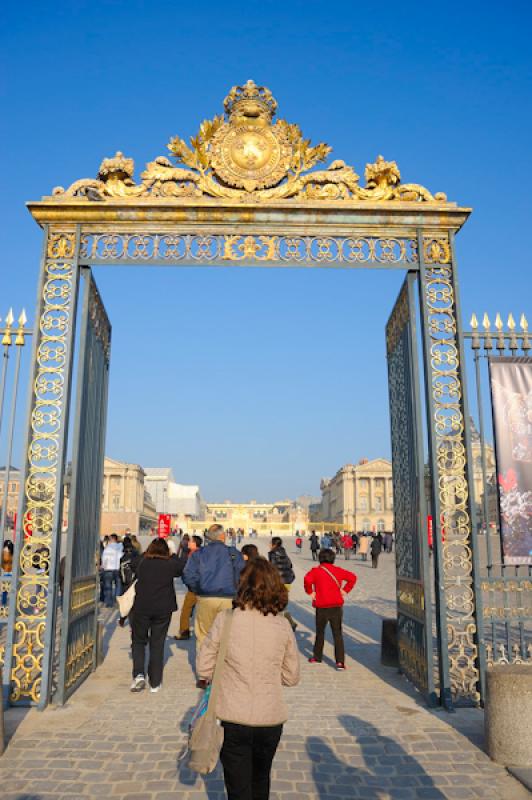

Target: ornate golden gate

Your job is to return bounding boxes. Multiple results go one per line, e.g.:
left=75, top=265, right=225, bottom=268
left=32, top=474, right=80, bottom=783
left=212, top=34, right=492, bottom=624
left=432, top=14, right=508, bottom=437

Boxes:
left=3, top=80, right=481, bottom=708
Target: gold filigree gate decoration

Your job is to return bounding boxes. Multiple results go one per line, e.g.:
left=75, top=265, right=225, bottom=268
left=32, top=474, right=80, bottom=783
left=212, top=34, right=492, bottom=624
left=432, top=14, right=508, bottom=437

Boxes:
left=79, top=233, right=420, bottom=266
left=5, top=229, right=79, bottom=704
left=6, top=80, right=482, bottom=708
left=420, top=234, right=480, bottom=704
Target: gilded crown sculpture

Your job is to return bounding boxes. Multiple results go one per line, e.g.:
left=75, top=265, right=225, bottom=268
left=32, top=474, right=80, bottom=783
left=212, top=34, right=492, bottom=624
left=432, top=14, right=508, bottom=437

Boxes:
left=53, top=79, right=448, bottom=203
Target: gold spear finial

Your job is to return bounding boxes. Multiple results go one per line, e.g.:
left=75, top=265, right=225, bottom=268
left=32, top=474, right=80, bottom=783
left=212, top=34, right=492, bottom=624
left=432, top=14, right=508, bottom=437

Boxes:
left=2, top=308, right=14, bottom=346
left=482, top=313, right=490, bottom=331
left=15, top=309, right=28, bottom=346
left=495, top=312, right=503, bottom=331
left=508, top=313, right=516, bottom=331
left=520, top=313, right=528, bottom=331
left=470, top=313, right=478, bottom=329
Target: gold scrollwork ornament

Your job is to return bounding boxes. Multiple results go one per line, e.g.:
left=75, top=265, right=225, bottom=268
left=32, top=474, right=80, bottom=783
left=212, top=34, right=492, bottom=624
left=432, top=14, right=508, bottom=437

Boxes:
left=53, top=80, right=449, bottom=205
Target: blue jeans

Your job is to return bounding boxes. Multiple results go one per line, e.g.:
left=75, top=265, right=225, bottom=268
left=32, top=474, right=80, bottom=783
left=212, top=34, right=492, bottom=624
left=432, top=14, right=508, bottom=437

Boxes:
left=103, top=570, right=122, bottom=607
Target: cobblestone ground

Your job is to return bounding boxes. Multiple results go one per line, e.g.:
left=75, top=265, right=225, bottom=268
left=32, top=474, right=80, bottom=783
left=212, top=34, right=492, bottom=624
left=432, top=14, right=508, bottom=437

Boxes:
left=1, top=540, right=529, bottom=800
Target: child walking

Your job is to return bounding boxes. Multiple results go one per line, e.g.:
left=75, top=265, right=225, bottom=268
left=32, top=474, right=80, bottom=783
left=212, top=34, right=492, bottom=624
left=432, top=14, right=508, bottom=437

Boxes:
left=303, top=548, right=357, bottom=670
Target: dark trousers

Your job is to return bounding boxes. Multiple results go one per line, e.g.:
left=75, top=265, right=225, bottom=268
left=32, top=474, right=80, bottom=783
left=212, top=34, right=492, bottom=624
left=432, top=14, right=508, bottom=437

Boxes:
left=371, top=554, right=380, bottom=568
left=130, top=612, right=172, bottom=687
left=311, top=549, right=318, bottom=561
left=103, top=569, right=122, bottom=607
left=221, top=721, right=283, bottom=800
left=314, top=606, right=345, bottom=663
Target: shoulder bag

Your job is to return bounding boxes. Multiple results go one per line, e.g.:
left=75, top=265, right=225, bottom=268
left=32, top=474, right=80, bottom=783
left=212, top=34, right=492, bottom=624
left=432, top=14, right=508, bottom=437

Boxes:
left=117, top=558, right=142, bottom=617
left=117, top=578, right=137, bottom=617
left=188, top=609, right=233, bottom=774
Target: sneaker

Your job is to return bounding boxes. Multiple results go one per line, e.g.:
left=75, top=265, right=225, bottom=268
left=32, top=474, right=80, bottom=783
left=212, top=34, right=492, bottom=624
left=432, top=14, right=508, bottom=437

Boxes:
left=196, top=678, right=209, bottom=690
left=174, top=631, right=190, bottom=640
left=150, top=684, right=161, bottom=693
left=336, top=662, right=346, bottom=671
left=308, top=657, right=322, bottom=664
left=130, top=674, right=146, bottom=692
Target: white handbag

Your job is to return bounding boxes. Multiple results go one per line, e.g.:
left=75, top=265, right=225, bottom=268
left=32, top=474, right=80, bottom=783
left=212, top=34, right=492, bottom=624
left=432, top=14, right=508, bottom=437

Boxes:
left=117, top=579, right=137, bottom=617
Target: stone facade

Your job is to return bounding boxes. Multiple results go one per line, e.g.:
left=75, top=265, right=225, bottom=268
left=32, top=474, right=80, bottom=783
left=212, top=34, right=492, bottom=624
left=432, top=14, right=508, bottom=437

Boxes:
left=189, top=500, right=309, bottom=536
left=100, top=456, right=157, bottom=535
left=143, top=467, right=204, bottom=528
left=314, top=458, right=394, bottom=532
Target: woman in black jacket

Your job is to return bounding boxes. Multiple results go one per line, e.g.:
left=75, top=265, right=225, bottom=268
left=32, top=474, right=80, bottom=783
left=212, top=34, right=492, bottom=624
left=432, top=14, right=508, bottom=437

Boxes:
left=130, top=538, right=186, bottom=693
left=268, top=536, right=297, bottom=630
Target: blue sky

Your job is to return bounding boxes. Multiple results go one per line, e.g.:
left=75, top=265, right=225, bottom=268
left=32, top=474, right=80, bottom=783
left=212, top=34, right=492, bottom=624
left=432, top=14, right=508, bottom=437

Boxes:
left=2, top=1, right=531, bottom=501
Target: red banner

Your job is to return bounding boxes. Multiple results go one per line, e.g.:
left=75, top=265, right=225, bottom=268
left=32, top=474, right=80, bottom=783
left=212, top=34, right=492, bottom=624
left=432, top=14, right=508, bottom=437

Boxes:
left=158, top=513, right=171, bottom=538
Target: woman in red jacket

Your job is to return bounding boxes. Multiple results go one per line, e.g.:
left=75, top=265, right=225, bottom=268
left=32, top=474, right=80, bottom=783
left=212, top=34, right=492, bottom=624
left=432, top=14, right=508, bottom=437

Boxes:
left=303, top=548, right=357, bottom=670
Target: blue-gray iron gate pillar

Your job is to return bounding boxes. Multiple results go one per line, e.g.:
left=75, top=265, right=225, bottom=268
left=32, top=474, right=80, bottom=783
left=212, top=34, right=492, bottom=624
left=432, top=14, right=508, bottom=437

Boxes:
left=3, top=228, right=81, bottom=708
left=417, top=231, right=484, bottom=706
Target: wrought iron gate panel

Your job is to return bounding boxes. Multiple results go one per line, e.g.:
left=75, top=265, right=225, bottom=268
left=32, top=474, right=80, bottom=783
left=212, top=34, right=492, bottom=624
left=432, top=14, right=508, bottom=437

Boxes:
left=386, top=274, right=436, bottom=704
left=3, top=229, right=81, bottom=707
left=56, top=269, right=111, bottom=704
left=418, top=230, right=482, bottom=706
left=463, top=320, right=532, bottom=676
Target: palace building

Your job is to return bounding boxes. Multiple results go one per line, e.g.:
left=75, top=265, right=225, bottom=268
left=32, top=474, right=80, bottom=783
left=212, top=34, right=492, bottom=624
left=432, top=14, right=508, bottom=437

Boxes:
left=188, top=500, right=309, bottom=536
left=143, top=467, right=204, bottom=528
left=100, top=457, right=157, bottom=535
left=313, top=458, right=394, bottom=533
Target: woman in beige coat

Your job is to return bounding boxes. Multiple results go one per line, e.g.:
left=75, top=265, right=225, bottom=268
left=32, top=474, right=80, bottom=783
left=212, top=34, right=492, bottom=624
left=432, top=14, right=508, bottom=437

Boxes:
left=197, top=558, right=300, bottom=800
left=359, top=533, right=370, bottom=561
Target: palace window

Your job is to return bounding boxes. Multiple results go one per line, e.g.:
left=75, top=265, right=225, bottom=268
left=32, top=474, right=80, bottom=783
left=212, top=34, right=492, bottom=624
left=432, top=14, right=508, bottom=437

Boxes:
left=377, top=519, right=385, bottom=532
left=375, top=496, right=383, bottom=511
left=112, top=495, right=120, bottom=510
left=359, top=497, right=368, bottom=511
left=362, top=519, right=371, bottom=533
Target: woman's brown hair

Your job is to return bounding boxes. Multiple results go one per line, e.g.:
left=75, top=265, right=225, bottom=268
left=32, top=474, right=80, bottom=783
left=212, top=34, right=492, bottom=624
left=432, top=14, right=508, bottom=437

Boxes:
left=233, top=557, right=288, bottom=616
left=144, top=538, right=171, bottom=559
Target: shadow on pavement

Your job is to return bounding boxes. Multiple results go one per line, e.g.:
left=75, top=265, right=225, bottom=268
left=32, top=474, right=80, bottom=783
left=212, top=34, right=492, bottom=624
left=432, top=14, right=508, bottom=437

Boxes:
left=13, top=795, right=44, bottom=800
left=170, top=635, right=196, bottom=674
left=308, top=714, right=445, bottom=799
left=177, top=754, right=225, bottom=800
left=289, top=601, right=425, bottom=705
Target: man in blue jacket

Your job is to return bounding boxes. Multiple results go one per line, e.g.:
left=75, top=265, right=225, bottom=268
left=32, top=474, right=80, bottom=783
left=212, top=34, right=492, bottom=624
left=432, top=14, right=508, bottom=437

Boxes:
left=183, top=523, right=245, bottom=648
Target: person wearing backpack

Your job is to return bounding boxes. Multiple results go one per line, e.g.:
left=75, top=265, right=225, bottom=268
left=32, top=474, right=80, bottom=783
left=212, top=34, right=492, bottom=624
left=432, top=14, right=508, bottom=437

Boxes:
left=303, top=548, right=357, bottom=670
left=268, top=537, right=297, bottom=631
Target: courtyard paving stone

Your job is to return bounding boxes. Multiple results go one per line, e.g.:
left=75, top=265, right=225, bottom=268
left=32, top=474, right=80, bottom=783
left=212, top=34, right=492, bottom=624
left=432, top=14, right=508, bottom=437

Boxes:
left=0, top=540, right=529, bottom=799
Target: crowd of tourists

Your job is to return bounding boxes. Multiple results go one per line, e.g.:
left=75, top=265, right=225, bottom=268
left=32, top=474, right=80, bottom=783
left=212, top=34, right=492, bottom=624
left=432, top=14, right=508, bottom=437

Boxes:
left=305, top=529, right=393, bottom=568
left=97, top=526, right=361, bottom=799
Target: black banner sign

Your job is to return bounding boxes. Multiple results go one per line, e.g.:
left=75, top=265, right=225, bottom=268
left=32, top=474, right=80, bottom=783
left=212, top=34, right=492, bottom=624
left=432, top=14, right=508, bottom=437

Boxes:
left=489, top=357, right=532, bottom=565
